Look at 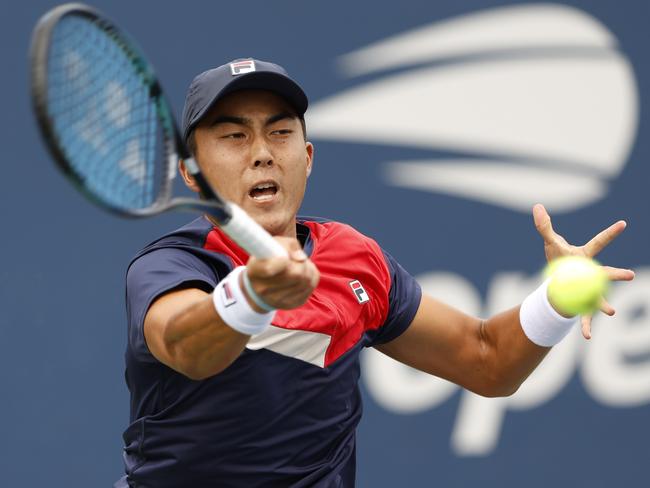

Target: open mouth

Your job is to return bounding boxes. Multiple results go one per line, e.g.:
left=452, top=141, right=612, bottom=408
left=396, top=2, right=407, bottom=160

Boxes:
left=249, top=181, right=279, bottom=202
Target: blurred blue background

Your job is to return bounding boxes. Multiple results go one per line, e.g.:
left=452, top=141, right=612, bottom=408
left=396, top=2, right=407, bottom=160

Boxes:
left=1, top=1, right=648, bottom=486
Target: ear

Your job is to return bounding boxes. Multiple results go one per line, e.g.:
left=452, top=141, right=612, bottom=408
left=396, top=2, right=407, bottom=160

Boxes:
left=305, top=142, right=314, bottom=178
left=179, top=159, right=201, bottom=194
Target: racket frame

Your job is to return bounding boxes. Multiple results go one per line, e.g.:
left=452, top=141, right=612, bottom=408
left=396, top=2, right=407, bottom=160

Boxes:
left=31, top=3, right=288, bottom=258
left=30, top=2, right=232, bottom=222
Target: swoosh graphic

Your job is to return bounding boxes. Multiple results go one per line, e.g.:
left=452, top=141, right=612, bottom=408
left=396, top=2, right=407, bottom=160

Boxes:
left=339, top=3, right=616, bottom=77
left=307, top=4, right=639, bottom=213
left=309, top=56, right=636, bottom=172
left=386, top=161, right=606, bottom=213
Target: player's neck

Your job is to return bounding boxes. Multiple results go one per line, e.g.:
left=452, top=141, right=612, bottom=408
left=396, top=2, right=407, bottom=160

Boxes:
left=205, top=215, right=298, bottom=241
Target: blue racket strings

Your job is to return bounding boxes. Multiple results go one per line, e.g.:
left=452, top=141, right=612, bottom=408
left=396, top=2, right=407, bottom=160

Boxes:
left=47, top=16, right=159, bottom=211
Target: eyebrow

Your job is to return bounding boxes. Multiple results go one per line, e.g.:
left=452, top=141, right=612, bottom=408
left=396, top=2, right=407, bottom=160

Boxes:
left=209, top=112, right=297, bottom=128
left=266, top=112, right=297, bottom=125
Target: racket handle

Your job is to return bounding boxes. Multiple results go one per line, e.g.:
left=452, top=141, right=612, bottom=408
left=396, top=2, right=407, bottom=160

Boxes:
left=221, top=203, right=288, bottom=258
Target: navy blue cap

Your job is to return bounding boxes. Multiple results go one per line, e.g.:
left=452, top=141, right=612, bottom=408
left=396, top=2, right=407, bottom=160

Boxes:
left=181, top=58, right=308, bottom=143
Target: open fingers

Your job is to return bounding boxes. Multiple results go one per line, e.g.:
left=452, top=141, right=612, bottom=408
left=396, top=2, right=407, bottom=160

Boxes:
left=581, top=315, right=592, bottom=340
left=582, top=220, right=627, bottom=257
left=580, top=298, right=614, bottom=340
left=533, top=203, right=556, bottom=243
left=602, top=265, right=635, bottom=282
left=599, top=297, right=615, bottom=316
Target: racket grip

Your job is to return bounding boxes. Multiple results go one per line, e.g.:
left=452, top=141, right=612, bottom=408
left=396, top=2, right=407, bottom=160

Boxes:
left=221, top=203, right=288, bottom=258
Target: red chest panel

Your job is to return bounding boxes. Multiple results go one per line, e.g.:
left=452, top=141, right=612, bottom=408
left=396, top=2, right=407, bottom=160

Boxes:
left=204, top=221, right=392, bottom=366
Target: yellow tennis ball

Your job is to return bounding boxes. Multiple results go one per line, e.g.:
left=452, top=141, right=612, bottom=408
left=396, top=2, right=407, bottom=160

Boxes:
left=545, top=256, right=608, bottom=316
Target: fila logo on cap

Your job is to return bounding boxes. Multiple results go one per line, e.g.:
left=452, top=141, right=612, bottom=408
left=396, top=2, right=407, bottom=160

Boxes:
left=230, top=60, right=256, bottom=75
left=349, top=280, right=370, bottom=304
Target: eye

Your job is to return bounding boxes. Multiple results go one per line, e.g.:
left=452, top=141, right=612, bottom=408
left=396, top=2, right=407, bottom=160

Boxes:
left=222, top=132, right=245, bottom=139
left=271, top=129, right=293, bottom=135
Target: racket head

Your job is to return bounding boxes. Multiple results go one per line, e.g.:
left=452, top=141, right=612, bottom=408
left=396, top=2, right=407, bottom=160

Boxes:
left=30, top=3, right=187, bottom=217
left=29, top=3, right=282, bottom=258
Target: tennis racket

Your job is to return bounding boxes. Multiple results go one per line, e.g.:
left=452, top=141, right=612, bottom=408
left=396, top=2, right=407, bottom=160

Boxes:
left=30, top=3, right=286, bottom=258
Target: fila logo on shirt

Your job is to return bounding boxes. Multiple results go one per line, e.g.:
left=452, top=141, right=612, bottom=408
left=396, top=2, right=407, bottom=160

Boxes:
left=349, top=280, right=370, bottom=304
left=230, top=60, right=256, bottom=75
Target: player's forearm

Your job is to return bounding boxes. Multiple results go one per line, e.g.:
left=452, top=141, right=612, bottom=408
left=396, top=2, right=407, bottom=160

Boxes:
left=162, top=296, right=250, bottom=380
left=479, top=306, right=551, bottom=396
left=377, top=295, right=554, bottom=398
left=482, top=279, right=584, bottom=395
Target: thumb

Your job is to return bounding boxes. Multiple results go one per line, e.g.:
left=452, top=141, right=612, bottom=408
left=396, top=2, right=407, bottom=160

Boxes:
left=533, top=203, right=555, bottom=242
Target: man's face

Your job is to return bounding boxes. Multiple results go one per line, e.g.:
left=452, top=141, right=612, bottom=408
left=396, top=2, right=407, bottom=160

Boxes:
left=190, top=89, right=313, bottom=238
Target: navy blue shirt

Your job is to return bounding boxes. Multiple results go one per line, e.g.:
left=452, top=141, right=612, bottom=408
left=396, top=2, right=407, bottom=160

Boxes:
left=115, top=217, right=421, bottom=488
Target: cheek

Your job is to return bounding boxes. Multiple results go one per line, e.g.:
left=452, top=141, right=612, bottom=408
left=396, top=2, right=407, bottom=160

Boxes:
left=286, top=163, right=309, bottom=197
left=200, top=152, right=242, bottom=194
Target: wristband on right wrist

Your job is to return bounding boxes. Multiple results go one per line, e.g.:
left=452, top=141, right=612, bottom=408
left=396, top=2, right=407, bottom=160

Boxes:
left=212, top=266, right=275, bottom=336
left=519, top=279, right=578, bottom=347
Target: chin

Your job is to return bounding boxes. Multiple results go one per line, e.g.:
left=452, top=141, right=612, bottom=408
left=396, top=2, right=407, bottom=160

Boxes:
left=253, top=210, right=292, bottom=237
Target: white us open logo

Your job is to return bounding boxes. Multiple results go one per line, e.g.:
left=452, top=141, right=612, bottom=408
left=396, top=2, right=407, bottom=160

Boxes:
left=307, top=3, right=639, bottom=214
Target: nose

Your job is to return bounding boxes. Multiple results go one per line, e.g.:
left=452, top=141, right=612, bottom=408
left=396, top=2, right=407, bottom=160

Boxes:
left=252, top=138, right=273, bottom=168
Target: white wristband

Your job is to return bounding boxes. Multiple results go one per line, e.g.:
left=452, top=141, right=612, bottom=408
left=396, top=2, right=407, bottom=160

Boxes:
left=212, top=266, right=275, bottom=336
left=519, top=279, right=578, bottom=347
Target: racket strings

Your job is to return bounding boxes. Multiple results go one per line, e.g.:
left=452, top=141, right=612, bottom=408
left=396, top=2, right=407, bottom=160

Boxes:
left=46, top=15, right=165, bottom=211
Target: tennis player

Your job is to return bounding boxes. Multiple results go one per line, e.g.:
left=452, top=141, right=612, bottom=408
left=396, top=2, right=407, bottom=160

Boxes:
left=115, top=58, right=634, bottom=488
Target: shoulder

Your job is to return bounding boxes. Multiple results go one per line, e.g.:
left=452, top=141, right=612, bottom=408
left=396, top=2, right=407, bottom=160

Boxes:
left=130, top=217, right=215, bottom=262
left=126, top=217, right=234, bottom=279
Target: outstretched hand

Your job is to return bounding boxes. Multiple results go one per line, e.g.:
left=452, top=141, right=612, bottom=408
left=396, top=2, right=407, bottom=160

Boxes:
left=532, top=203, right=635, bottom=339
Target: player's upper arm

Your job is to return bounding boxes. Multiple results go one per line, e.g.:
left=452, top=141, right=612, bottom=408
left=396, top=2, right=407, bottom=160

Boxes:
left=143, top=287, right=210, bottom=369
left=125, top=246, right=228, bottom=364
left=367, top=249, right=422, bottom=346
left=375, top=294, right=490, bottom=393
left=143, top=283, right=252, bottom=379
